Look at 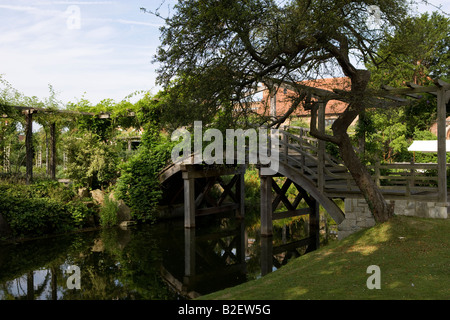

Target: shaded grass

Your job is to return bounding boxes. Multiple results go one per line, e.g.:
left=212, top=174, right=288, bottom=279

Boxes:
left=199, top=216, right=450, bottom=300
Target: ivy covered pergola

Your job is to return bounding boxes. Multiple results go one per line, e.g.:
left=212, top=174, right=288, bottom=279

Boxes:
left=1, top=105, right=136, bottom=184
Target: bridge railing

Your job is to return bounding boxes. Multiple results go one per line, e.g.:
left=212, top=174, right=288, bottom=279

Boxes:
left=277, top=125, right=353, bottom=193
left=278, top=125, right=445, bottom=201
left=368, top=162, right=446, bottom=199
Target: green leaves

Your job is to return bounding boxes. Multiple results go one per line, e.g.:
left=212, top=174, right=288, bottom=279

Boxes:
left=114, top=130, right=173, bottom=223
left=0, top=184, right=95, bottom=237
left=367, top=12, right=450, bottom=87
left=64, top=133, right=119, bottom=189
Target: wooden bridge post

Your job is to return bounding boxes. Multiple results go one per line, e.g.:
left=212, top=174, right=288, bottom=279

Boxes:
left=235, top=165, right=246, bottom=219
left=260, top=235, right=273, bottom=276
left=182, top=165, right=196, bottom=228
left=260, top=175, right=273, bottom=236
left=306, top=199, right=320, bottom=252
left=317, top=101, right=326, bottom=193
left=184, top=227, right=196, bottom=283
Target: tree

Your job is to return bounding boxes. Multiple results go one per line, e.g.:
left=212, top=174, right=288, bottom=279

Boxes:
left=362, top=12, right=449, bottom=163
left=367, top=11, right=449, bottom=87
left=153, top=0, right=414, bottom=223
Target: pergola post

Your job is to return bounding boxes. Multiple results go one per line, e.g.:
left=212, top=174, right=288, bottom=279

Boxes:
left=24, top=110, right=34, bottom=184
left=317, top=101, right=326, bottom=193
left=49, top=122, right=56, bottom=180
left=437, top=85, right=448, bottom=204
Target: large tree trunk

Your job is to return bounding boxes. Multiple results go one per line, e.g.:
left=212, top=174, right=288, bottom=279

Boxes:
left=334, top=70, right=393, bottom=223
left=336, top=70, right=393, bottom=223
left=338, top=132, right=393, bottom=223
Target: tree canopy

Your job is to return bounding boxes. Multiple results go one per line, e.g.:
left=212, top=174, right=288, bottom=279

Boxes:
left=367, top=11, right=450, bottom=87
left=362, top=11, right=449, bottom=163
left=155, top=0, right=408, bottom=127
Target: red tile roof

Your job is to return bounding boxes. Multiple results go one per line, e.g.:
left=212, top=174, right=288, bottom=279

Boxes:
left=259, top=77, right=351, bottom=117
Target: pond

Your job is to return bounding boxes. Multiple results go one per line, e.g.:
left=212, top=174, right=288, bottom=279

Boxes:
left=0, top=212, right=335, bottom=300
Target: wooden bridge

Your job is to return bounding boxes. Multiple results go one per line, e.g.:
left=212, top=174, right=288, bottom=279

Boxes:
left=158, top=79, right=450, bottom=253
left=158, top=125, right=447, bottom=246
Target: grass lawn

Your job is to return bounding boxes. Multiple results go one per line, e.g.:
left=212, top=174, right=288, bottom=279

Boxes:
left=199, top=215, right=450, bottom=300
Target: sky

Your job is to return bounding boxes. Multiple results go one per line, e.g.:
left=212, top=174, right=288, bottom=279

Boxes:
left=0, top=0, right=448, bottom=106
left=0, top=0, right=177, bottom=105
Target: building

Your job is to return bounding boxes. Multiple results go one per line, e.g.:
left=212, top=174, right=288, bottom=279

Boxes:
left=256, top=77, right=352, bottom=126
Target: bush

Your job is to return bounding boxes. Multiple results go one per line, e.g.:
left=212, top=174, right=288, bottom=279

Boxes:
left=1, top=197, right=71, bottom=236
left=64, top=133, right=119, bottom=189
left=65, top=199, right=97, bottom=229
left=99, top=196, right=119, bottom=227
left=115, top=131, right=174, bottom=222
left=0, top=182, right=96, bottom=237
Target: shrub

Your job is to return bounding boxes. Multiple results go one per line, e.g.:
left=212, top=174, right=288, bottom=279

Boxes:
left=65, top=199, right=97, bottom=229
left=99, top=196, right=119, bottom=227
left=0, top=197, right=71, bottom=236
left=0, top=183, right=96, bottom=237
left=115, top=131, right=173, bottom=222
left=64, top=133, right=119, bottom=189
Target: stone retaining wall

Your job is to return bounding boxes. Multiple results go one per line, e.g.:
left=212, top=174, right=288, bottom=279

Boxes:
left=338, top=198, right=376, bottom=240
left=338, top=198, right=449, bottom=239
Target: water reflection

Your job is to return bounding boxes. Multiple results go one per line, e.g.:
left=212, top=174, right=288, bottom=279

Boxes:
left=0, top=213, right=331, bottom=300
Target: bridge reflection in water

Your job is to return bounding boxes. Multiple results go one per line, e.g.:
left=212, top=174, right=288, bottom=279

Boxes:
left=159, top=211, right=322, bottom=298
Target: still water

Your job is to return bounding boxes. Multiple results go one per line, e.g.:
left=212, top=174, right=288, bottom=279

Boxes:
left=0, top=213, right=331, bottom=300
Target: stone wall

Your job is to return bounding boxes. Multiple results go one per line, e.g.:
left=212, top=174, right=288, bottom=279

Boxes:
left=391, top=200, right=448, bottom=219
left=338, top=198, right=376, bottom=239
left=338, top=198, right=448, bottom=239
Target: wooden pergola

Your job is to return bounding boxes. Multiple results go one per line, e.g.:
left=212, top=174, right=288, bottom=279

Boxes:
left=1, top=105, right=135, bottom=184
left=376, top=80, right=450, bottom=204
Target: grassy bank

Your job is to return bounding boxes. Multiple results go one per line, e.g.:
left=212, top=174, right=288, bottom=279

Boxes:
left=199, top=215, right=449, bottom=300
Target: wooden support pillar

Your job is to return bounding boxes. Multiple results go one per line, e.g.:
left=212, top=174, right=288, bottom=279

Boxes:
left=49, top=122, right=56, bottom=180
left=236, top=165, right=246, bottom=219
left=25, top=110, right=34, bottom=184
left=306, top=199, right=320, bottom=253
left=260, top=235, right=273, bottom=276
left=184, top=227, right=196, bottom=280
left=184, top=177, right=196, bottom=228
left=260, top=175, right=273, bottom=236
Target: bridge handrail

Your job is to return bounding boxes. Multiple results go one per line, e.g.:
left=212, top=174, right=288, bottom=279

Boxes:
left=278, top=126, right=353, bottom=189
left=279, top=126, right=446, bottom=200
